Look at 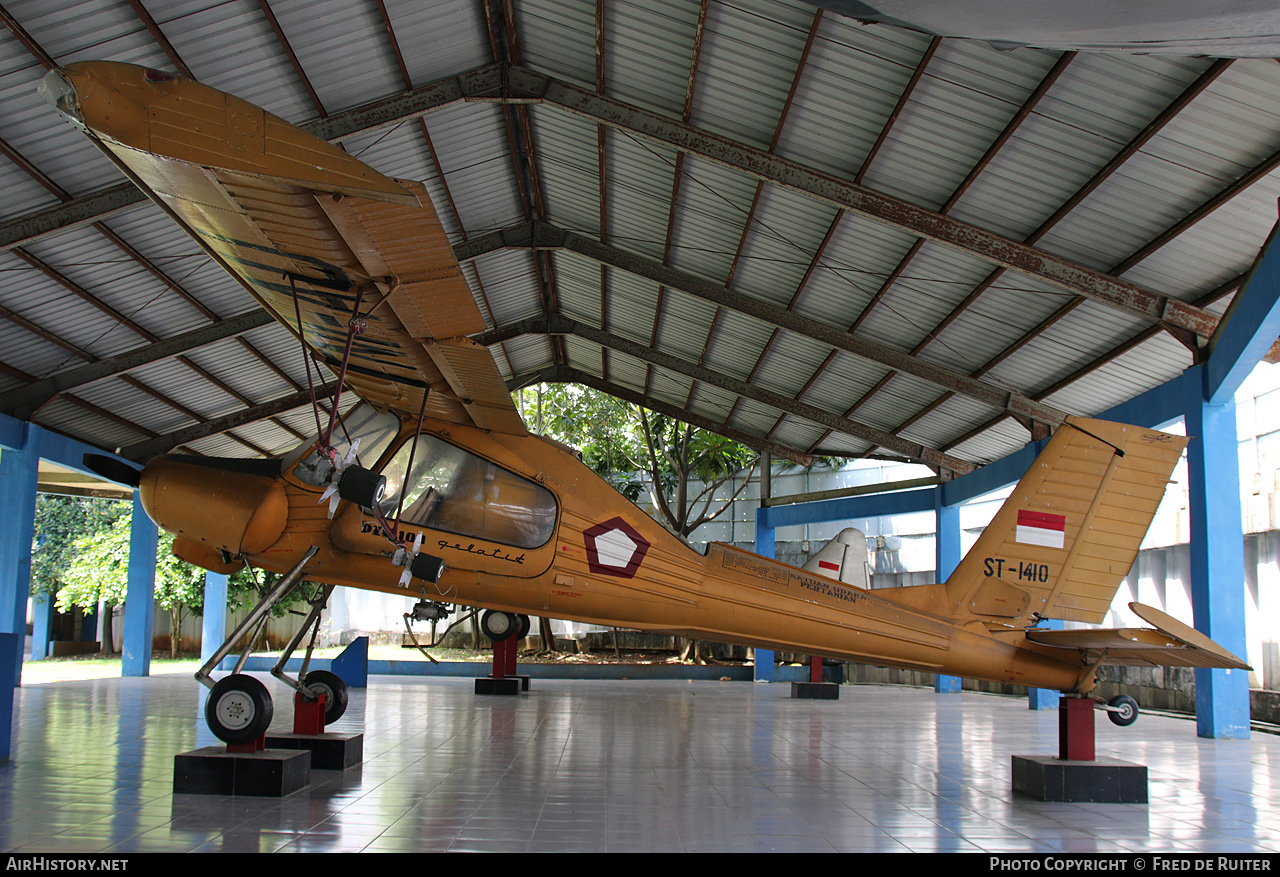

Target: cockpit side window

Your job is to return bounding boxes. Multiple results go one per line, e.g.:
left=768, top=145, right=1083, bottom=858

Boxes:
left=379, top=435, right=557, bottom=549
left=289, top=402, right=401, bottom=487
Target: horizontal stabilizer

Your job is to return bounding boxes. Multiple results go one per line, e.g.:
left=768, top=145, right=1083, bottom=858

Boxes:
left=1025, top=602, right=1250, bottom=671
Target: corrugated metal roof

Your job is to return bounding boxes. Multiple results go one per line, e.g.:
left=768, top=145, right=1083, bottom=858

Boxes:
left=2, top=0, right=1279, bottom=482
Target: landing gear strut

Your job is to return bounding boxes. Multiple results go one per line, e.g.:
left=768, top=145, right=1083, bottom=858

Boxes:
left=194, top=546, right=346, bottom=741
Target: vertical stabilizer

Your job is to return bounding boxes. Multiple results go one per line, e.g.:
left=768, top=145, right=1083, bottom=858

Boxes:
left=802, top=528, right=870, bottom=588
left=945, top=417, right=1187, bottom=624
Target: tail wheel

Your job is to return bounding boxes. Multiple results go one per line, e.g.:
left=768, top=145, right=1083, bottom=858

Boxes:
left=302, top=669, right=349, bottom=724
left=481, top=610, right=518, bottom=641
left=206, top=674, right=273, bottom=744
left=1107, top=694, right=1139, bottom=726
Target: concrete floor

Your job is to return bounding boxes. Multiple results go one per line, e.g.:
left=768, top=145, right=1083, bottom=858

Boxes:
left=2, top=672, right=1277, bottom=853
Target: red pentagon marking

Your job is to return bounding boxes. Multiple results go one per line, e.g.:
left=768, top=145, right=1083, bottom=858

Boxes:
left=583, top=517, right=650, bottom=578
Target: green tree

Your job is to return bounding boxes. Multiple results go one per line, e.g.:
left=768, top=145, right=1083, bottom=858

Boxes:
left=30, top=495, right=127, bottom=599
left=516, top=384, right=772, bottom=663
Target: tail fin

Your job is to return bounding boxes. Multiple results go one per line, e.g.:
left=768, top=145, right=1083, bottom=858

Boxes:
left=945, top=417, right=1187, bottom=625
left=802, top=528, right=870, bottom=588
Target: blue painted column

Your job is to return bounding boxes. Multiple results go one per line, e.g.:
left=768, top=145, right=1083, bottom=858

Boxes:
left=1183, top=366, right=1251, bottom=739
left=30, top=597, right=52, bottom=661
left=0, top=437, right=40, bottom=687
left=1027, top=618, right=1063, bottom=710
left=122, top=493, right=157, bottom=678
left=201, top=571, right=228, bottom=668
left=753, top=506, right=776, bottom=683
left=934, top=493, right=962, bottom=694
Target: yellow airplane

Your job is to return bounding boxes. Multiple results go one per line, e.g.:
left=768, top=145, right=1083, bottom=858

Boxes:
left=42, top=61, right=1249, bottom=745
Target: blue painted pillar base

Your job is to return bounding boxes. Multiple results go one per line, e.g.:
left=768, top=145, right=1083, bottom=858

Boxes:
left=30, top=598, right=52, bottom=661
left=122, top=494, right=157, bottom=678
left=1028, top=687, right=1061, bottom=710
left=200, top=572, right=228, bottom=667
left=754, top=649, right=776, bottom=683
left=0, top=441, right=40, bottom=687
left=332, top=636, right=369, bottom=689
left=1184, top=366, right=1251, bottom=739
left=934, top=675, right=961, bottom=693
left=0, top=633, right=15, bottom=760
left=935, top=498, right=961, bottom=695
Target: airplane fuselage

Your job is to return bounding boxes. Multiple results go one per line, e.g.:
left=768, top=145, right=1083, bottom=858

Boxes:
left=146, top=413, right=1087, bottom=693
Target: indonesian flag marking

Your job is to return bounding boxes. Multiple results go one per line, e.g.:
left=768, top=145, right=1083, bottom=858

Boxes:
left=1016, top=510, right=1066, bottom=549
left=818, top=560, right=840, bottom=572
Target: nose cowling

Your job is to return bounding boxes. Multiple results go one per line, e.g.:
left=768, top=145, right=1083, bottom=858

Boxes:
left=139, top=455, right=288, bottom=557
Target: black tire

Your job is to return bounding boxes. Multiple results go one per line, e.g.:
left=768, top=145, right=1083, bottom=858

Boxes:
left=1107, top=694, right=1139, bottom=727
left=302, top=669, right=349, bottom=724
left=517, top=614, right=531, bottom=639
left=481, top=609, right=518, bottom=641
left=205, top=674, right=273, bottom=744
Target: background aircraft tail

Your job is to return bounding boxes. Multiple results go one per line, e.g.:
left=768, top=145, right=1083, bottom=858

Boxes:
left=802, top=528, right=870, bottom=588
left=945, top=417, right=1188, bottom=625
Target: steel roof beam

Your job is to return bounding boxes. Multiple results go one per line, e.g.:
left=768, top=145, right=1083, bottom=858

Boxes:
left=540, top=314, right=976, bottom=475
left=0, top=309, right=274, bottom=419
left=119, top=384, right=335, bottom=462
left=459, top=221, right=1067, bottom=427
left=509, top=67, right=1221, bottom=340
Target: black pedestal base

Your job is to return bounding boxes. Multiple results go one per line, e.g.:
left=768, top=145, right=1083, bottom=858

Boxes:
left=1012, top=755, right=1148, bottom=803
left=265, top=732, right=363, bottom=771
left=791, top=681, right=840, bottom=700
left=475, top=676, right=523, bottom=695
left=173, top=746, right=310, bottom=797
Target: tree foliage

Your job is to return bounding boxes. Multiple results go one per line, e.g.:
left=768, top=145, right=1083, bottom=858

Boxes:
left=514, top=384, right=760, bottom=542
left=35, top=496, right=316, bottom=656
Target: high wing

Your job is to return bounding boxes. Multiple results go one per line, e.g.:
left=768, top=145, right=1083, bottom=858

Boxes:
left=1025, top=602, right=1251, bottom=671
left=41, top=60, right=525, bottom=436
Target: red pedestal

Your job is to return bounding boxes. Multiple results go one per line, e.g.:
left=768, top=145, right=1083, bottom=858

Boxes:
left=491, top=636, right=516, bottom=678
left=809, top=656, right=822, bottom=683
left=226, top=736, right=266, bottom=754
left=293, top=692, right=327, bottom=736
left=1058, top=697, right=1095, bottom=761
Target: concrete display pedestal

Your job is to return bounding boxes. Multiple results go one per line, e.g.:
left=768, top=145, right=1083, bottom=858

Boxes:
left=791, top=681, right=840, bottom=699
left=791, top=657, right=840, bottom=699
left=265, top=732, right=363, bottom=771
left=173, top=746, right=310, bottom=797
left=476, top=636, right=527, bottom=696
left=1012, top=696, right=1148, bottom=803
left=1012, top=754, right=1148, bottom=803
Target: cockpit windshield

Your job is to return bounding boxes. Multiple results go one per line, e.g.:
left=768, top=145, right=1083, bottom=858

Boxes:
left=288, top=402, right=401, bottom=487
left=378, top=434, right=557, bottom=550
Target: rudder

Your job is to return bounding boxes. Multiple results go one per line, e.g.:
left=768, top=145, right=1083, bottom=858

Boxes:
left=945, top=417, right=1187, bottom=625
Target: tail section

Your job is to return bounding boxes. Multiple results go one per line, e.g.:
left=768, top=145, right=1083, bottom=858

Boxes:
left=803, top=528, right=870, bottom=588
left=946, top=417, right=1187, bottom=625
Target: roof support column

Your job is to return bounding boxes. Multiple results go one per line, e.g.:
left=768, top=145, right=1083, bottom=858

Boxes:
left=0, top=430, right=39, bottom=686
left=201, top=571, right=228, bottom=669
left=934, top=495, right=961, bottom=694
left=1206, top=213, right=1280, bottom=405
left=122, top=495, right=156, bottom=678
left=754, top=457, right=776, bottom=683
left=1183, top=365, right=1251, bottom=739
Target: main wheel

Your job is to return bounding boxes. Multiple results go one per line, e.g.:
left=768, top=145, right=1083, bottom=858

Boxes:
left=517, top=614, right=531, bottom=639
left=481, top=609, right=518, bottom=641
left=205, top=674, right=273, bottom=744
left=1107, top=694, right=1139, bottom=726
left=302, top=669, right=349, bottom=724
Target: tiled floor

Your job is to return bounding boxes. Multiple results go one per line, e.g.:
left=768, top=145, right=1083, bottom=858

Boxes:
left=1, top=672, right=1277, bottom=853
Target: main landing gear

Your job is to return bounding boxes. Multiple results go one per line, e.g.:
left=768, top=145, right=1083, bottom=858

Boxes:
left=475, top=610, right=532, bottom=695
left=194, top=546, right=349, bottom=744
